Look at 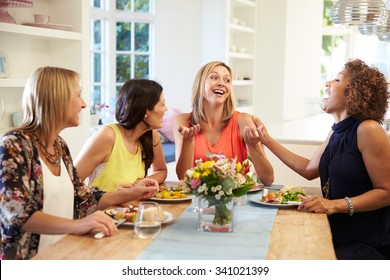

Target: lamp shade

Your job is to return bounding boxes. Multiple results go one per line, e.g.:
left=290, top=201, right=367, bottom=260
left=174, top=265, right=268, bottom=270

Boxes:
left=358, top=24, right=376, bottom=34
left=332, top=0, right=388, bottom=26
left=0, top=0, right=33, bottom=24
left=377, top=33, right=390, bottom=40
left=375, top=10, right=390, bottom=32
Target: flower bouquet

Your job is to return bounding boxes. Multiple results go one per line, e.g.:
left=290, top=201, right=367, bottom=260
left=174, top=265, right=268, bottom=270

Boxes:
left=182, top=153, right=255, bottom=232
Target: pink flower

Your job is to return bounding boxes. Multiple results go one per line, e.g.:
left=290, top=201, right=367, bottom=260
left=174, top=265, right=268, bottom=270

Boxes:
left=190, top=178, right=201, bottom=189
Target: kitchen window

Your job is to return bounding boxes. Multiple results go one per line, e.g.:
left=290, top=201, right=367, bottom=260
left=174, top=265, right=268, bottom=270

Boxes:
left=90, top=0, right=154, bottom=124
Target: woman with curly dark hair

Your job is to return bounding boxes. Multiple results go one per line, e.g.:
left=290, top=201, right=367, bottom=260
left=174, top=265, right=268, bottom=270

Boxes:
left=75, top=79, right=168, bottom=192
left=247, top=58, right=390, bottom=259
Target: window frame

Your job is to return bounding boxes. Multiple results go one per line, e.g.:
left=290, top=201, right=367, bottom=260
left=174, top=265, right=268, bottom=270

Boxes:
left=90, top=0, right=155, bottom=123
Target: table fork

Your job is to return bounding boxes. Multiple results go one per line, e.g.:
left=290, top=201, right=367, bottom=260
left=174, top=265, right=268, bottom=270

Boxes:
left=94, top=218, right=126, bottom=239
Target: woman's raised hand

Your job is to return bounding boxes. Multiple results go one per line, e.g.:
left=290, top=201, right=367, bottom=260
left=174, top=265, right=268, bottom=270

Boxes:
left=178, top=124, right=201, bottom=140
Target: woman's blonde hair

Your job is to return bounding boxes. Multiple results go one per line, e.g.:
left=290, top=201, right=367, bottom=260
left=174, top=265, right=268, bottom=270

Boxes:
left=191, top=61, right=235, bottom=126
left=19, top=66, right=79, bottom=144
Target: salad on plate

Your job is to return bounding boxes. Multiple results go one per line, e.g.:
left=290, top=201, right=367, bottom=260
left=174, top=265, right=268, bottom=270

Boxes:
left=154, top=182, right=190, bottom=200
left=260, top=186, right=307, bottom=205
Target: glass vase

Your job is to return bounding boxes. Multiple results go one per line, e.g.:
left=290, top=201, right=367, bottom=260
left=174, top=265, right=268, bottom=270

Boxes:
left=197, top=196, right=236, bottom=233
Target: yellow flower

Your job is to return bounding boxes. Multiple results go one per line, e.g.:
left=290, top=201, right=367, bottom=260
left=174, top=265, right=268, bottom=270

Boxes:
left=202, top=160, right=215, bottom=168
left=236, top=162, right=242, bottom=173
left=202, top=169, right=211, bottom=177
left=192, top=171, right=201, bottom=179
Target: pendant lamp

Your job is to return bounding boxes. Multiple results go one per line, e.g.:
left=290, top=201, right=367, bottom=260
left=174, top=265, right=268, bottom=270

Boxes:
left=332, top=0, right=388, bottom=26
left=375, top=10, right=390, bottom=41
left=358, top=24, right=376, bottom=34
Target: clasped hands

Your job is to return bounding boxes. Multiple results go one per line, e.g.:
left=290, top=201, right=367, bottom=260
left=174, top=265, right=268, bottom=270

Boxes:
left=244, top=115, right=268, bottom=146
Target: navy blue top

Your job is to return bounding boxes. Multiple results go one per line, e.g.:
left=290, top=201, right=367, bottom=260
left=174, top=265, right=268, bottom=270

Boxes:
left=319, top=117, right=390, bottom=250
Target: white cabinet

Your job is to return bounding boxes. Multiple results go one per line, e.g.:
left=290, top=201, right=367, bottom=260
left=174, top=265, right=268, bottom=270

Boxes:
left=0, top=0, right=90, bottom=157
left=201, top=0, right=256, bottom=114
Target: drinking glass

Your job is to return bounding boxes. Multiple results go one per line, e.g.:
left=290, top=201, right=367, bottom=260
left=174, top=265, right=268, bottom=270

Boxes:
left=134, top=202, right=161, bottom=239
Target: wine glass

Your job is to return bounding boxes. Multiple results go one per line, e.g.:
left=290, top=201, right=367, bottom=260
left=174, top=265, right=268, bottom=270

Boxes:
left=134, top=202, right=161, bottom=239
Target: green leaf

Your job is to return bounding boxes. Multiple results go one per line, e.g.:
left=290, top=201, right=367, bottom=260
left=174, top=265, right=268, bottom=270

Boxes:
left=233, top=183, right=253, bottom=197
left=221, top=176, right=235, bottom=193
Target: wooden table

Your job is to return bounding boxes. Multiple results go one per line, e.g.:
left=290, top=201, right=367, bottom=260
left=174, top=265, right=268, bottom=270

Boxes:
left=33, top=187, right=336, bottom=260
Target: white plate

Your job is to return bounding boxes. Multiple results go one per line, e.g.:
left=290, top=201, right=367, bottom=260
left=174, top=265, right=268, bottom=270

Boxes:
left=150, top=195, right=193, bottom=202
left=150, top=181, right=192, bottom=202
left=113, top=211, right=174, bottom=226
left=249, top=193, right=299, bottom=207
left=22, top=22, right=73, bottom=31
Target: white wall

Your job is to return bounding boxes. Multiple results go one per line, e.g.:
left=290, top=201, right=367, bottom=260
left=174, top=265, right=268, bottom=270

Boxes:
left=255, top=0, right=324, bottom=125
left=283, top=0, right=323, bottom=121
left=154, top=0, right=203, bottom=113
left=154, top=0, right=325, bottom=125
left=255, top=0, right=287, bottom=125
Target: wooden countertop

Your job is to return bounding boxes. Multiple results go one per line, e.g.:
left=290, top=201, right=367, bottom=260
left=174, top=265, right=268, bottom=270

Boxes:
left=33, top=187, right=335, bottom=260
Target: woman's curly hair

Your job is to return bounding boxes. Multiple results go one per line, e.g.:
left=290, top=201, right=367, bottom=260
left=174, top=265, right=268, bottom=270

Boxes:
left=344, top=59, right=389, bottom=123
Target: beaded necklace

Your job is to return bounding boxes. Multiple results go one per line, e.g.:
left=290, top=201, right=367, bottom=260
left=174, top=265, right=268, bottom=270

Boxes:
left=32, top=134, right=61, bottom=166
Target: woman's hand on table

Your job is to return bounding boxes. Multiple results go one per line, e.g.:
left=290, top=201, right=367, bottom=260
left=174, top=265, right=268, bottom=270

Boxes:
left=72, top=210, right=117, bottom=237
left=298, top=195, right=335, bottom=215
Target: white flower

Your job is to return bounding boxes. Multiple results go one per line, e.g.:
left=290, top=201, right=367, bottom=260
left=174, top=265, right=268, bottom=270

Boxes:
left=185, top=169, right=194, bottom=178
left=237, top=173, right=246, bottom=184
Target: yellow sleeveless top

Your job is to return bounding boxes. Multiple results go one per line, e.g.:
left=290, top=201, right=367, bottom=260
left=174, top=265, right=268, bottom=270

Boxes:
left=88, top=124, right=145, bottom=192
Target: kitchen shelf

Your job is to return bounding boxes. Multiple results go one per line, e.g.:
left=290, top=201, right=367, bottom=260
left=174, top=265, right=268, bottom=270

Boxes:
left=0, top=0, right=90, bottom=156
left=0, top=79, right=27, bottom=88
left=0, top=22, right=82, bottom=41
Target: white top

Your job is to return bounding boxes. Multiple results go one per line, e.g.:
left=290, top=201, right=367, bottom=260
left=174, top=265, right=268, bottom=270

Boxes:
left=85, top=162, right=106, bottom=186
left=38, top=158, right=74, bottom=253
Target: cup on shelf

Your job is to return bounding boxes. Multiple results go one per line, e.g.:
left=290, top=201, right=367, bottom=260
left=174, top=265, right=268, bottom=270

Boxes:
left=34, top=14, right=50, bottom=24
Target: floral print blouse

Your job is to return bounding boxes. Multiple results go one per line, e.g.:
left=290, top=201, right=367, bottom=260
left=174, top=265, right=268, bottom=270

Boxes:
left=0, top=131, right=105, bottom=260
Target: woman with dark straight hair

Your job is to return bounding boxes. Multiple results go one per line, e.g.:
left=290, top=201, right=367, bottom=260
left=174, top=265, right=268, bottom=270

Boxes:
left=76, top=79, right=168, bottom=192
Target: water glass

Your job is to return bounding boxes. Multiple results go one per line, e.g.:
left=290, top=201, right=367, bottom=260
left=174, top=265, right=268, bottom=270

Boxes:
left=134, top=202, right=161, bottom=239
left=191, top=195, right=200, bottom=212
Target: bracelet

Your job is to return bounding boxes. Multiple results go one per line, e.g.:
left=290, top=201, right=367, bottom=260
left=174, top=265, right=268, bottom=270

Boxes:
left=344, top=197, right=354, bottom=216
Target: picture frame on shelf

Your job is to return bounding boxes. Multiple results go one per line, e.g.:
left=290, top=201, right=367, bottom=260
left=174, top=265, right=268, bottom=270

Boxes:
left=0, top=51, right=10, bottom=78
